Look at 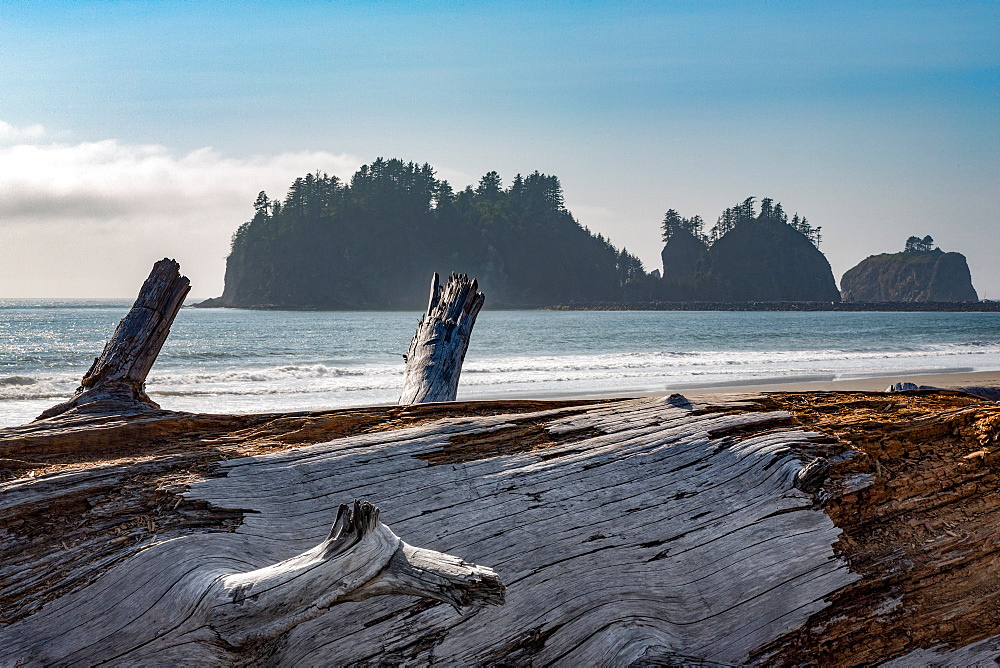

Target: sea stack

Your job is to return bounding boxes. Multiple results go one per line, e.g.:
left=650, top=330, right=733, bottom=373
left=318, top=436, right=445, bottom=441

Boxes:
left=698, top=217, right=841, bottom=302
left=841, top=240, right=978, bottom=302
left=660, top=227, right=708, bottom=298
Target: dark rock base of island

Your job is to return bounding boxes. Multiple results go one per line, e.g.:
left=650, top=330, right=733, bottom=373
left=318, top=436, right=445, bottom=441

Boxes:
left=546, top=300, right=1000, bottom=312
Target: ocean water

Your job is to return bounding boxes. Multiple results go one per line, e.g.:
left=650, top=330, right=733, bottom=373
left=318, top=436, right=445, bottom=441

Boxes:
left=2, top=300, right=1000, bottom=428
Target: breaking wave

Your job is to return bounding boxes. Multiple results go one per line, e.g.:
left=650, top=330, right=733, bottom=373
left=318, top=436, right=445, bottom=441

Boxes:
left=148, top=364, right=378, bottom=385
left=0, top=376, right=37, bottom=386
left=0, top=375, right=77, bottom=401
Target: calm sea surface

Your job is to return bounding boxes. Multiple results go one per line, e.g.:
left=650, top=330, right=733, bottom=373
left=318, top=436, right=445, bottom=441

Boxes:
left=3, top=300, right=1000, bottom=427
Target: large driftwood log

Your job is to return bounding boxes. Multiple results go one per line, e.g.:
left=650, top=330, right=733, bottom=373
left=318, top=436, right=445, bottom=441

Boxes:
left=0, top=394, right=853, bottom=664
left=399, top=272, right=484, bottom=405
left=38, top=259, right=190, bottom=420
left=4, top=389, right=1000, bottom=664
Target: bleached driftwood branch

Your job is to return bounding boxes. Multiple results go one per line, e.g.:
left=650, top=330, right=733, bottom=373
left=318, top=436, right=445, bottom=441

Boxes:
left=0, top=494, right=503, bottom=664
left=38, top=258, right=190, bottom=419
left=208, top=500, right=504, bottom=648
left=400, top=272, right=485, bottom=405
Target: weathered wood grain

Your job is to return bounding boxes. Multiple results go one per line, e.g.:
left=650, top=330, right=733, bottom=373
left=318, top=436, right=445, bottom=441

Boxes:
left=886, top=634, right=1000, bottom=666
left=38, top=259, right=190, bottom=420
left=399, top=272, right=485, bottom=405
left=6, top=390, right=1000, bottom=664
left=0, top=395, right=857, bottom=665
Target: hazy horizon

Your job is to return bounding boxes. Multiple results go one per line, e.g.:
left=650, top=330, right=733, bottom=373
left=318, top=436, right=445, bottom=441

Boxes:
left=1, top=1, right=997, bottom=299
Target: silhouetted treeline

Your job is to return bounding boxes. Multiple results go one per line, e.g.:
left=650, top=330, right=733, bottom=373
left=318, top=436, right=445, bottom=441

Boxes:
left=904, top=235, right=936, bottom=253
left=207, top=158, right=647, bottom=309
left=662, top=197, right=821, bottom=248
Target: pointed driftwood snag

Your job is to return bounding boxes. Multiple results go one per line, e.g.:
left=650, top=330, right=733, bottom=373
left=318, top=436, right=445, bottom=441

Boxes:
left=399, top=272, right=485, bottom=405
left=38, top=258, right=190, bottom=420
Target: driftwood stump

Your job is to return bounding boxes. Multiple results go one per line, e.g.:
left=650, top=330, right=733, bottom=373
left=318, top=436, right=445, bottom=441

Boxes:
left=38, top=259, right=190, bottom=420
left=399, top=272, right=485, bottom=405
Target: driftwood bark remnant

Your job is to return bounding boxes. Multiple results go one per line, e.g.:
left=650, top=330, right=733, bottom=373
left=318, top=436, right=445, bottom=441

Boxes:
left=38, top=258, right=190, bottom=420
left=400, top=272, right=485, bottom=405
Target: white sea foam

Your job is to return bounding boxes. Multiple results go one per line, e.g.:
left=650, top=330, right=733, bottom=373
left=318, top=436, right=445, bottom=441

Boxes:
left=148, top=363, right=376, bottom=385
left=5, top=342, right=1000, bottom=405
left=0, top=375, right=77, bottom=401
left=0, top=376, right=38, bottom=386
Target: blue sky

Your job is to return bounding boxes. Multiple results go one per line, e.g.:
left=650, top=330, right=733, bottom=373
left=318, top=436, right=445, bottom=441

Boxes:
left=1, top=0, right=997, bottom=297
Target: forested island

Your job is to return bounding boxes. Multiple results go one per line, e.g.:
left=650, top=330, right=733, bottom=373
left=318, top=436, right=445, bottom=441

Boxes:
left=200, top=159, right=982, bottom=310
left=199, top=159, right=646, bottom=309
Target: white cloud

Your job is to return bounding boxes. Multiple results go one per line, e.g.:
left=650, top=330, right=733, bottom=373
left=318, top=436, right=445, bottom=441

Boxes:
left=0, top=120, right=46, bottom=145
left=0, top=122, right=362, bottom=298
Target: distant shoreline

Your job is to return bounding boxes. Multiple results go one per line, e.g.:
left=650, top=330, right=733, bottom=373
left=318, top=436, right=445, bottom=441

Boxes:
left=545, top=301, right=1000, bottom=312
left=190, top=299, right=1000, bottom=312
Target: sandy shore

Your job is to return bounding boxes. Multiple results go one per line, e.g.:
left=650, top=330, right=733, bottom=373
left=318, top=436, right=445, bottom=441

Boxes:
left=503, top=369, right=1000, bottom=403
left=688, top=369, right=1000, bottom=394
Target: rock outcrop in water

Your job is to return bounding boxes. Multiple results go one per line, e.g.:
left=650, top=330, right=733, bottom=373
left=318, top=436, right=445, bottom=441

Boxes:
left=660, top=227, right=708, bottom=289
left=841, top=246, right=979, bottom=302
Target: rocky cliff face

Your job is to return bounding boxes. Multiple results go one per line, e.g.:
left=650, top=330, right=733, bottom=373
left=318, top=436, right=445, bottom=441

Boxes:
left=660, top=228, right=708, bottom=285
left=841, top=250, right=979, bottom=302
left=697, top=218, right=841, bottom=302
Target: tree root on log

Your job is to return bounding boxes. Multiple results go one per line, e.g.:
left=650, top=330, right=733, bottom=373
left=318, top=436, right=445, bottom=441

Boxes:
left=208, top=500, right=503, bottom=649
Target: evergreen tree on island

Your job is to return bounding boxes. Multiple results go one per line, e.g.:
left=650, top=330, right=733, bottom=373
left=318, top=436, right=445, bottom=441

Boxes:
left=904, top=235, right=936, bottom=253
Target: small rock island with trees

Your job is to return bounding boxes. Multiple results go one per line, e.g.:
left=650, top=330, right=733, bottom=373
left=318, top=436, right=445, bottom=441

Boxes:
left=199, top=158, right=982, bottom=310
left=841, top=236, right=979, bottom=303
left=657, top=198, right=839, bottom=302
